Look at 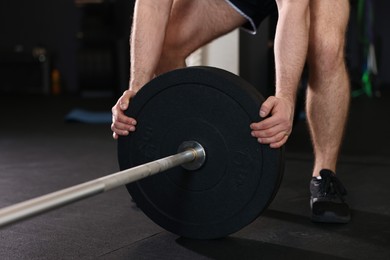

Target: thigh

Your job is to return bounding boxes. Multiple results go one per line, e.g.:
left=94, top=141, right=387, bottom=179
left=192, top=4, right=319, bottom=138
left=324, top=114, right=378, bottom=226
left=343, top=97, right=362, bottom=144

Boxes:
left=164, top=0, right=247, bottom=57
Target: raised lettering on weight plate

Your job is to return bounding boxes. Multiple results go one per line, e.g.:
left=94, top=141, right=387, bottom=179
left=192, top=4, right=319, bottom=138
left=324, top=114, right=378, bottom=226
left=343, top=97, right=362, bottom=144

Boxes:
left=137, top=125, right=158, bottom=160
left=231, top=151, right=252, bottom=190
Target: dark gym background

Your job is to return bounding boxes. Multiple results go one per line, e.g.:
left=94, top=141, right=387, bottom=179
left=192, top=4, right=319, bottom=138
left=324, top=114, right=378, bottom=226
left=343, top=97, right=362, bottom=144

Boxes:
left=0, top=0, right=389, bottom=259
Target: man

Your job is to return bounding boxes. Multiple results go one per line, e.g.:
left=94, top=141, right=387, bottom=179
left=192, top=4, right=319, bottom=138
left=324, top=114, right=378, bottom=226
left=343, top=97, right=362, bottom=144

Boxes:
left=111, top=0, right=351, bottom=223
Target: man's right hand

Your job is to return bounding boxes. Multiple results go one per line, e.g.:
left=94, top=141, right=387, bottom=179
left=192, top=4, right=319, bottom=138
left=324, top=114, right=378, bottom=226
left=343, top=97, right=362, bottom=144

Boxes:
left=111, top=90, right=138, bottom=139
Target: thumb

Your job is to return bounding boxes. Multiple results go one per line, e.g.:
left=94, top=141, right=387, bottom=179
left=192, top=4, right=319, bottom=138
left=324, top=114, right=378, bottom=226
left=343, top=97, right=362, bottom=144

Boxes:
left=119, top=90, right=135, bottom=110
left=259, top=96, right=276, bottom=118
left=120, top=100, right=128, bottom=110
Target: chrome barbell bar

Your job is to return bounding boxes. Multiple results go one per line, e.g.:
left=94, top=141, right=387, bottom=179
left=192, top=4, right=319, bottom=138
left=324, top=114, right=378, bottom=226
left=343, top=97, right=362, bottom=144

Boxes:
left=0, top=141, right=205, bottom=228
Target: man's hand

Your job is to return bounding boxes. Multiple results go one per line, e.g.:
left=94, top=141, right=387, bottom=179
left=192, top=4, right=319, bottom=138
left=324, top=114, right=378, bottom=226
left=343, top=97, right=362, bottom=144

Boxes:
left=111, top=90, right=138, bottom=139
left=250, top=96, right=295, bottom=148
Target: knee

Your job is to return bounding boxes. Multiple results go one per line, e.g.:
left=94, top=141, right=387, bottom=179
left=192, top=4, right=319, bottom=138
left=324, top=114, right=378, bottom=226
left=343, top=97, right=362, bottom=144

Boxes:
left=156, top=35, right=189, bottom=74
left=160, top=34, right=189, bottom=62
left=155, top=31, right=192, bottom=75
left=158, top=20, right=198, bottom=70
left=308, top=34, right=346, bottom=75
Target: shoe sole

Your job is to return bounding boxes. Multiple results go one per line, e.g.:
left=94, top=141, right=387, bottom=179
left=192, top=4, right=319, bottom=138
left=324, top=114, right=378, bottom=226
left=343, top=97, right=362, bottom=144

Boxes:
left=311, top=212, right=350, bottom=223
left=310, top=200, right=351, bottom=224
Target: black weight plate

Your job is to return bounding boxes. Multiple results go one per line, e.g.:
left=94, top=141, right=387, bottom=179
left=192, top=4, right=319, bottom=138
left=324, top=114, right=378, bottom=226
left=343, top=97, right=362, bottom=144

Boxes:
left=118, top=66, right=284, bottom=239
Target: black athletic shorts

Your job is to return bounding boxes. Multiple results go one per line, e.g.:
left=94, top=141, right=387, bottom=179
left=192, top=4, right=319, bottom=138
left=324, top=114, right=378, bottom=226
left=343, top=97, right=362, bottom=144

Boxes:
left=225, top=0, right=277, bottom=34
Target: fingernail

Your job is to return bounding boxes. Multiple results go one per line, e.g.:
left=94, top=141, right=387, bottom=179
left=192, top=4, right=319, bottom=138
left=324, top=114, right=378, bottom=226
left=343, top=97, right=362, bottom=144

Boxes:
left=260, top=111, right=266, bottom=117
left=129, top=126, right=135, bottom=131
left=120, top=103, right=128, bottom=110
left=251, top=131, right=255, bottom=137
left=257, top=138, right=262, bottom=143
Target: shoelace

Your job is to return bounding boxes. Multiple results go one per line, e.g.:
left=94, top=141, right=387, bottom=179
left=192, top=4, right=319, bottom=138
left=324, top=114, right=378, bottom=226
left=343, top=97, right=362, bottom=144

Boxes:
left=319, top=170, right=347, bottom=202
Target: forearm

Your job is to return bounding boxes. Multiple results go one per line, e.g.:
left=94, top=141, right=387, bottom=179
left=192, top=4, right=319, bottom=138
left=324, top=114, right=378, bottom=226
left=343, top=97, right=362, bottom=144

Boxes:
left=274, top=0, right=310, bottom=105
left=129, top=0, right=173, bottom=92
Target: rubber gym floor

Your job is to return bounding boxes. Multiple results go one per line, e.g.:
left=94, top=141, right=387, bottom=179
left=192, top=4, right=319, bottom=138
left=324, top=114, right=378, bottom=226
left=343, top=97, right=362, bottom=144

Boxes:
left=0, top=92, right=389, bottom=260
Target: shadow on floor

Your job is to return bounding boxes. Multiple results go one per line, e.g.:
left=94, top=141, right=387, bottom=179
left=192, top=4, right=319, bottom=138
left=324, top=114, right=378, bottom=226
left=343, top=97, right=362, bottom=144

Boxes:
left=264, top=209, right=390, bottom=248
left=176, top=236, right=349, bottom=260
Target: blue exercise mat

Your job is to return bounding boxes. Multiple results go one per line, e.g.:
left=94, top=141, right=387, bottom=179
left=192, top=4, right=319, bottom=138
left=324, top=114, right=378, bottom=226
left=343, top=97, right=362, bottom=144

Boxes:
left=65, top=108, right=111, bottom=124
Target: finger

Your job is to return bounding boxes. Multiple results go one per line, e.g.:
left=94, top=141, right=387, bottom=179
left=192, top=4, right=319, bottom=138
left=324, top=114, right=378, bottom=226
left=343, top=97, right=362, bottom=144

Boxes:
left=119, top=90, right=136, bottom=110
left=256, top=131, right=289, bottom=145
left=270, top=134, right=289, bottom=148
left=259, top=96, right=276, bottom=118
left=250, top=116, right=279, bottom=131
left=116, top=113, right=137, bottom=126
left=112, top=119, right=136, bottom=132
left=111, top=123, right=130, bottom=137
left=112, top=106, right=137, bottom=125
left=251, top=123, right=286, bottom=138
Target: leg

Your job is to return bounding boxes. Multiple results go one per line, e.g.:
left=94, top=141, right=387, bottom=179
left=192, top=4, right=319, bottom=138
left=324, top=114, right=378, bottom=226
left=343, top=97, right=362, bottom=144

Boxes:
left=155, top=0, right=246, bottom=75
left=306, top=0, right=351, bottom=177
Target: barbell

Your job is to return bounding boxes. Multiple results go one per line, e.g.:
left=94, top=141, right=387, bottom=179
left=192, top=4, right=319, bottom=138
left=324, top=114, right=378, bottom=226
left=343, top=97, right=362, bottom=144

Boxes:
left=0, top=66, right=284, bottom=239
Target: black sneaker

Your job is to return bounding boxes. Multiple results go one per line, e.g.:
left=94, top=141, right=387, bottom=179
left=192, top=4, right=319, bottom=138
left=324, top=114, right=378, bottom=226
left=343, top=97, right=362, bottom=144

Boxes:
left=310, top=169, right=351, bottom=223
